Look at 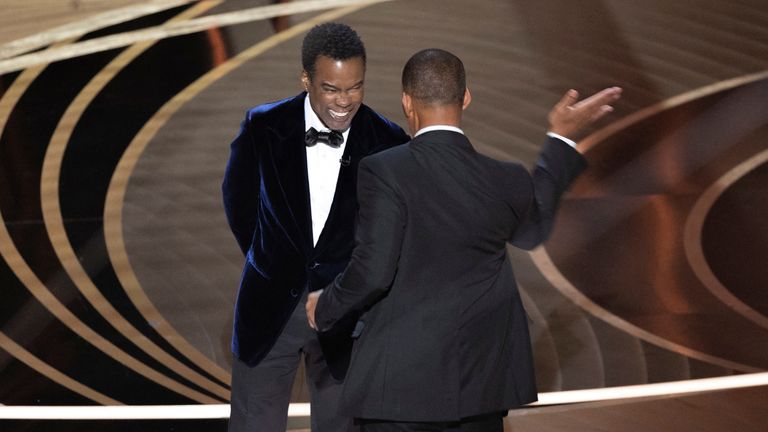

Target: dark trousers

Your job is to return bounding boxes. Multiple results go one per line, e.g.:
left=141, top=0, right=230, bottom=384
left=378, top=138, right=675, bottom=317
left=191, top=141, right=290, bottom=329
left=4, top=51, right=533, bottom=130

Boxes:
left=358, top=412, right=504, bottom=432
left=228, top=294, right=356, bottom=432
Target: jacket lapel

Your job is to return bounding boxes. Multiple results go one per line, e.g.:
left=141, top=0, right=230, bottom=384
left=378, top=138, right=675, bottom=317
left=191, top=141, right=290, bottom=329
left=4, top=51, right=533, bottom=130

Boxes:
left=267, top=93, right=313, bottom=252
left=313, top=107, right=374, bottom=255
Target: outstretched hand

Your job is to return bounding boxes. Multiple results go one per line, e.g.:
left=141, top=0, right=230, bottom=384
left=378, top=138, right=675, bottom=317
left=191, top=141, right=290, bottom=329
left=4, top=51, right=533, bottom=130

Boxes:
left=547, top=87, right=622, bottom=140
left=306, top=290, right=321, bottom=330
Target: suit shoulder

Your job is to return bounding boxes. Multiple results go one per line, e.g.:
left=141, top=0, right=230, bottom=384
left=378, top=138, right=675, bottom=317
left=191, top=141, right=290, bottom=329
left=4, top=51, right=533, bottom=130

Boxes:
left=357, top=145, right=413, bottom=198
left=476, top=152, right=527, bottom=176
left=359, top=105, right=409, bottom=144
left=245, top=93, right=302, bottom=123
left=365, top=141, right=412, bottom=163
left=498, top=158, right=528, bottom=175
left=359, top=143, right=413, bottom=179
left=476, top=155, right=532, bottom=202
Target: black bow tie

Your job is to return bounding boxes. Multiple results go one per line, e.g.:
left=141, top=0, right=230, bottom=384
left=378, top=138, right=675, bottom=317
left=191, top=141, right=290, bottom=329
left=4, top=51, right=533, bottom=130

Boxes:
left=305, top=127, right=344, bottom=148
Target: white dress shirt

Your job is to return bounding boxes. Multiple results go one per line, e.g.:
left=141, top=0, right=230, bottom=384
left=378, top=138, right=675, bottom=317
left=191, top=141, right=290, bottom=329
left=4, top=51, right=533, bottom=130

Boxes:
left=415, top=124, right=465, bottom=136
left=416, top=124, right=577, bottom=148
left=304, top=95, right=350, bottom=246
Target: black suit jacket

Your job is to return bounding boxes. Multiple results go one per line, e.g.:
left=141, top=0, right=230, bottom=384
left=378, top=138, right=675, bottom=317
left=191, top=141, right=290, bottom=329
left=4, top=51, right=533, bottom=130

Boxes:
left=222, top=92, right=408, bottom=374
left=316, top=130, right=586, bottom=421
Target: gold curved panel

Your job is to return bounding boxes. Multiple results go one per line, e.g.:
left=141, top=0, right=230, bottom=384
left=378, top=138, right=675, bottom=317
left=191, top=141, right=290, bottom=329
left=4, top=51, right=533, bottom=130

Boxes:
left=578, top=71, right=768, bottom=153
left=0, top=0, right=395, bottom=75
left=0, top=331, right=120, bottom=405
left=684, top=148, right=768, bottom=331
left=39, top=1, right=229, bottom=403
left=530, top=247, right=760, bottom=373
left=0, top=0, right=197, bottom=59
left=0, top=55, right=137, bottom=405
left=532, top=71, right=768, bottom=373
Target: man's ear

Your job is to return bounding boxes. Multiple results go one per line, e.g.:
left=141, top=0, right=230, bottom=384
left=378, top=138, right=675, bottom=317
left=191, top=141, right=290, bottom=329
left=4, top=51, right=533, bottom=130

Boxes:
left=401, top=92, right=414, bottom=118
left=462, top=88, right=472, bottom=111
left=301, top=70, right=310, bottom=91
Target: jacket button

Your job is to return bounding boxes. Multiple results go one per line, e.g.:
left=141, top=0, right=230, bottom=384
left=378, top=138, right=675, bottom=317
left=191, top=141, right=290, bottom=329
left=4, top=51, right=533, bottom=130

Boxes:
left=309, top=262, right=320, bottom=270
left=289, top=289, right=299, bottom=298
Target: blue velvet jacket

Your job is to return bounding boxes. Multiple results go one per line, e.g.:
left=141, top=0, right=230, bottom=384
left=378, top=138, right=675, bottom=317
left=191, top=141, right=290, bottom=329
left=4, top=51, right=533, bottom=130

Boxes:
left=222, top=92, right=408, bottom=374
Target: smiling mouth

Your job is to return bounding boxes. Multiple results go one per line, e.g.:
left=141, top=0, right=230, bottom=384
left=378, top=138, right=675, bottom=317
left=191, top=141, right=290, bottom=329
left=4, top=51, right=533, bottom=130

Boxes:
left=329, top=109, right=351, bottom=120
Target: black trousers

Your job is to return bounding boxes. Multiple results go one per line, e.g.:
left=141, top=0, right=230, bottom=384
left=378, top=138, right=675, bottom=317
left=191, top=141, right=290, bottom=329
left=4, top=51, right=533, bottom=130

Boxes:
left=358, top=412, right=504, bottom=432
left=228, top=293, right=356, bottom=432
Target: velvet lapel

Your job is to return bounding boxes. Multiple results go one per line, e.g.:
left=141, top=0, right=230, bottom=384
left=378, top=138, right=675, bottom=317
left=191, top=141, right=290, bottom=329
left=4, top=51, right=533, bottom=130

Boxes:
left=267, top=93, right=313, bottom=253
left=313, top=107, right=375, bottom=256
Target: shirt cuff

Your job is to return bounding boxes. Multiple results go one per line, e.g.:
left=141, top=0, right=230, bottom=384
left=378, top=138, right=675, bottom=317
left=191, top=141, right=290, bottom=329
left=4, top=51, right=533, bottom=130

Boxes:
left=546, top=131, right=578, bottom=148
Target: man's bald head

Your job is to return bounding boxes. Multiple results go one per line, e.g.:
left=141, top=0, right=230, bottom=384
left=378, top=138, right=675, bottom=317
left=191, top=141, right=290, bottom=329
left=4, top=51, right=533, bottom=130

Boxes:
left=402, top=48, right=466, bottom=107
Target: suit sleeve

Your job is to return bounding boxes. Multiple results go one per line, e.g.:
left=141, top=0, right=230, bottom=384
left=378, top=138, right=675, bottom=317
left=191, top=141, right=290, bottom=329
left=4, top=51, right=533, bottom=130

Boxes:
left=222, top=112, right=259, bottom=255
left=509, top=136, right=587, bottom=249
left=315, top=157, right=406, bottom=332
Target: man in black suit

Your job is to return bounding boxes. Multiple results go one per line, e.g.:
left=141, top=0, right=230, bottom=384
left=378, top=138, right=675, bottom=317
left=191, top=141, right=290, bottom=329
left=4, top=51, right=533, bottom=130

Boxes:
left=222, top=23, right=409, bottom=431
left=306, top=48, right=621, bottom=431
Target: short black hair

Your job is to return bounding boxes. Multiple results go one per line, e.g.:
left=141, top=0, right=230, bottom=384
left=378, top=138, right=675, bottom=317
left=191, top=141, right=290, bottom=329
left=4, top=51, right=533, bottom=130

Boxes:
left=302, top=22, right=366, bottom=80
left=402, top=48, right=465, bottom=106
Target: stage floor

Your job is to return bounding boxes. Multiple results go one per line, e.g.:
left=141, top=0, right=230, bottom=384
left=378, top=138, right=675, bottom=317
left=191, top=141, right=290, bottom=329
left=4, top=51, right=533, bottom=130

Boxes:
left=1, top=0, right=766, bottom=430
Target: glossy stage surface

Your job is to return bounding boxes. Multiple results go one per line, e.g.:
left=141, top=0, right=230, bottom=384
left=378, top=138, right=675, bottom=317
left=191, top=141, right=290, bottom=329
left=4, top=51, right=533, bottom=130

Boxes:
left=0, top=0, right=767, bottom=431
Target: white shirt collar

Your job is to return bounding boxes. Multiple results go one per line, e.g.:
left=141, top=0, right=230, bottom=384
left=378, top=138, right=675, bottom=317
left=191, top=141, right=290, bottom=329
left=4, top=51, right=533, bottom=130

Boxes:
left=304, top=93, right=325, bottom=132
left=415, top=124, right=464, bottom=137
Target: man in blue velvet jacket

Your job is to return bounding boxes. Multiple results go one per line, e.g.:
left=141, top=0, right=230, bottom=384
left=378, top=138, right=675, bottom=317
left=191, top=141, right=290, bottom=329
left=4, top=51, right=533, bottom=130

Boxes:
left=222, top=23, right=408, bottom=432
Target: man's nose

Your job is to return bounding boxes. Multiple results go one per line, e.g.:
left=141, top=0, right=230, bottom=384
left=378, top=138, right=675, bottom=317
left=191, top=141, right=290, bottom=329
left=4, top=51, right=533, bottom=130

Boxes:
left=336, top=92, right=351, bottom=107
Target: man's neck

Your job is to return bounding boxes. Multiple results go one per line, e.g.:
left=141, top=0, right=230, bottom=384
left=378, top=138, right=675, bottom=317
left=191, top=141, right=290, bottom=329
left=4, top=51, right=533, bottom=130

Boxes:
left=416, top=106, right=462, bottom=130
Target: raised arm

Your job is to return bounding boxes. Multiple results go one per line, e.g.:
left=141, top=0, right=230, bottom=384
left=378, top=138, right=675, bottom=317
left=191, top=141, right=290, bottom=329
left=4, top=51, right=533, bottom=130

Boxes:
left=510, top=87, right=622, bottom=249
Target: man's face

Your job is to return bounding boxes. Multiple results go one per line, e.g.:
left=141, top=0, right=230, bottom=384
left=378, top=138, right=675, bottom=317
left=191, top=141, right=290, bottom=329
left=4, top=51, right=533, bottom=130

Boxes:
left=302, top=55, right=365, bottom=132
